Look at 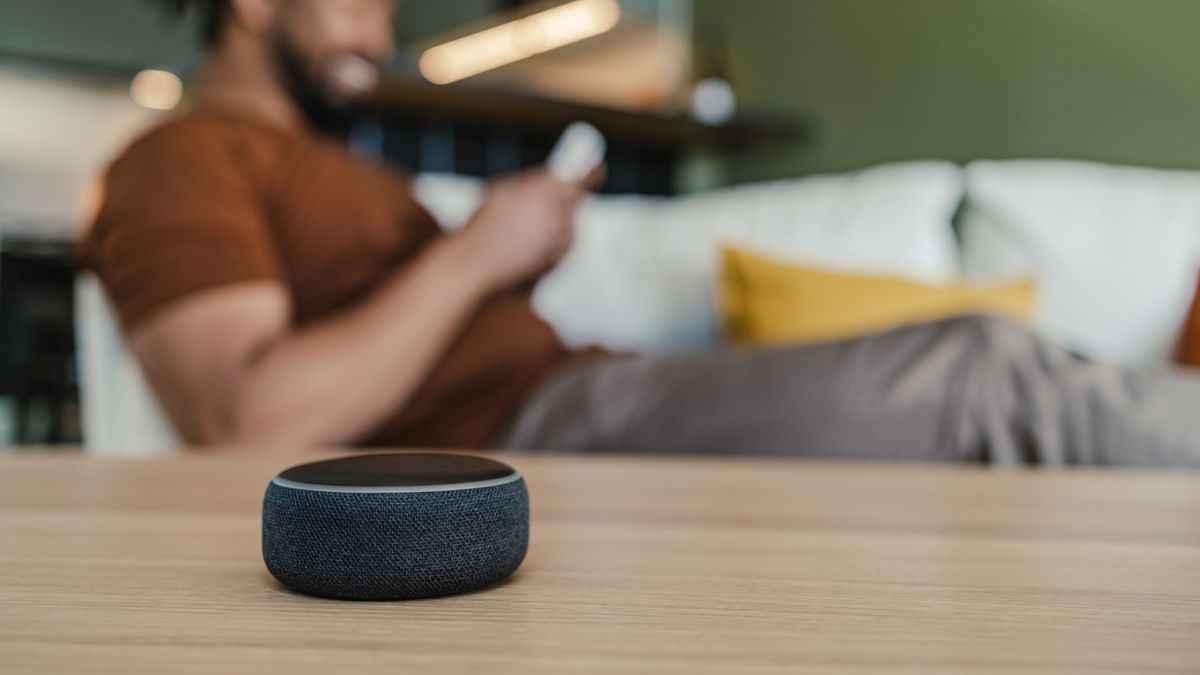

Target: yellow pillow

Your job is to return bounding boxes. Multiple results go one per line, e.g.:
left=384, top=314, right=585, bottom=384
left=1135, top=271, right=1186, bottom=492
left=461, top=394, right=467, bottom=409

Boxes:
left=719, top=246, right=1035, bottom=347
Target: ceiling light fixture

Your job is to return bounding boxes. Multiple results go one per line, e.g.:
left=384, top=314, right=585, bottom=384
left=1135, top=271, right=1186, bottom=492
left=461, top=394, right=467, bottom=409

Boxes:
left=419, top=0, right=622, bottom=85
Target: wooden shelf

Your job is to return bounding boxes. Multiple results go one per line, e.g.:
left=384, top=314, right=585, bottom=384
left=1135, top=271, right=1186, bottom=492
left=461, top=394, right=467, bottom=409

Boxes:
left=0, top=49, right=808, bottom=152
left=370, top=78, right=807, bottom=152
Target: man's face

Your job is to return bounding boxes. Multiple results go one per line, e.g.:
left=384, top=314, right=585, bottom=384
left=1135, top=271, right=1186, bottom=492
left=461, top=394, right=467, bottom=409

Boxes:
left=269, top=0, right=397, bottom=133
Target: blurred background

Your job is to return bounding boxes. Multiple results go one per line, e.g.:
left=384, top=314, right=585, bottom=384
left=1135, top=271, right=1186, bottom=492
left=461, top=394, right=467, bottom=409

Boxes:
left=3, top=0, right=1200, bottom=447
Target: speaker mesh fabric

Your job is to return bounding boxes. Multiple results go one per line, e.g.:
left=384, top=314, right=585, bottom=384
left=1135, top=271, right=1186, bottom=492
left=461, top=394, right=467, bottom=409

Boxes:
left=262, top=478, right=529, bottom=600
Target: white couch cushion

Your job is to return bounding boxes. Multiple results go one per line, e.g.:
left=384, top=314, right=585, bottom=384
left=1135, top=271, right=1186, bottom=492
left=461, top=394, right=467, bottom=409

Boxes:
left=75, top=275, right=179, bottom=456
left=960, top=160, right=1200, bottom=365
left=412, top=172, right=481, bottom=232
left=416, top=161, right=964, bottom=351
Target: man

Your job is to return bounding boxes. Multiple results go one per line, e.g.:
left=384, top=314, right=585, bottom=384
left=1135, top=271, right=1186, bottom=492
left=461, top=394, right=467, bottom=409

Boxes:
left=86, top=0, right=1200, bottom=466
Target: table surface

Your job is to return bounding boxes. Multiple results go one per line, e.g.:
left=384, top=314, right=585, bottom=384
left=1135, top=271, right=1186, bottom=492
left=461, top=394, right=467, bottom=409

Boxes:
left=1, top=450, right=1199, bottom=674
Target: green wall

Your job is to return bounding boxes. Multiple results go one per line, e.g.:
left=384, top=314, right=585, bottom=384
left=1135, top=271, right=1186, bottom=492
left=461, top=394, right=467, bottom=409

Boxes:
left=9, top=1, right=1199, bottom=184
left=695, top=0, right=1200, bottom=182
left=0, top=0, right=198, bottom=70
left=0, top=0, right=496, bottom=72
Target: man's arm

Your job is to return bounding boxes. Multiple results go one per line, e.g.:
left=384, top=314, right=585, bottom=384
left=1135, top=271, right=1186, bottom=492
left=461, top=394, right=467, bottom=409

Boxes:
left=130, top=170, right=584, bottom=450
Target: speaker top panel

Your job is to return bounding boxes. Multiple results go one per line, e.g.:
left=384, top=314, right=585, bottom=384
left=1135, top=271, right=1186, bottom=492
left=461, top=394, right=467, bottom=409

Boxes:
left=274, top=453, right=519, bottom=492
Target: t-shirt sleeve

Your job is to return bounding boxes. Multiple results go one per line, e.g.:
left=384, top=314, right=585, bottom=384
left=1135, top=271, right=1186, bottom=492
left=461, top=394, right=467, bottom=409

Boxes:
left=1177, top=270, right=1200, bottom=368
left=84, top=123, right=284, bottom=330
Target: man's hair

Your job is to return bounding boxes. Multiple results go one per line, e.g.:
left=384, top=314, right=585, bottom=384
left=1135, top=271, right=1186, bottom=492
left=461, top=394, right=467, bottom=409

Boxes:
left=154, top=0, right=229, bottom=48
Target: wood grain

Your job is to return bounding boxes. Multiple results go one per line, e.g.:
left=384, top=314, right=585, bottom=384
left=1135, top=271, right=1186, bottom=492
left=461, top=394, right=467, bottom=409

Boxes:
left=1, top=449, right=1198, bottom=674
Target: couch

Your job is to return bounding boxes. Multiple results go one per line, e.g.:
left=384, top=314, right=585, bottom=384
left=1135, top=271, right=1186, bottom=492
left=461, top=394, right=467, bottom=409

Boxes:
left=79, top=159, right=1200, bottom=454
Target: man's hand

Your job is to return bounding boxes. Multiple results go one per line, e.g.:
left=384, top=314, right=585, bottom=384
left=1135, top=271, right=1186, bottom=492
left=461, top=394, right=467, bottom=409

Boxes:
left=450, top=166, right=602, bottom=292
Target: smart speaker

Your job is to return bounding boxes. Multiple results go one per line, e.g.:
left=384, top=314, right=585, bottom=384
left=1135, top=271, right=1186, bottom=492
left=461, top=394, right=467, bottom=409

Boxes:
left=262, top=453, right=529, bottom=601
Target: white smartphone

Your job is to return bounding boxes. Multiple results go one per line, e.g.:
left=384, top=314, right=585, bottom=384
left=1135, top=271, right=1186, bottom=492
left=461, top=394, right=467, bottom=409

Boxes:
left=547, top=122, right=607, bottom=184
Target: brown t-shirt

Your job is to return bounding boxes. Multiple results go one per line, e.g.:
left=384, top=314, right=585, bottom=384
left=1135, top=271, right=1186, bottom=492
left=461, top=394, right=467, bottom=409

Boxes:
left=1177, top=270, right=1200, bottom=368
left=83, top=107, right=574, bottom=448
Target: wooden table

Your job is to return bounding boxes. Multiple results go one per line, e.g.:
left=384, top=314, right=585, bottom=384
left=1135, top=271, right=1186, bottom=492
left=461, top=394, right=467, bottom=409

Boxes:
left=1, top=451, right=1199, bottom=674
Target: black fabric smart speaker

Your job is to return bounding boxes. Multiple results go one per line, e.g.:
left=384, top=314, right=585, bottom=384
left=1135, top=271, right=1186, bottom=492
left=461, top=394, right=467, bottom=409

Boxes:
left=262, top=453, right=529, bottom=600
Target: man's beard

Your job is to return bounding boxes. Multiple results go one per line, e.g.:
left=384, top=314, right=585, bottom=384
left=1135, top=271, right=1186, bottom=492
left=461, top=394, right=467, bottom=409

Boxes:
left=272, top=33, right=365, bottom=139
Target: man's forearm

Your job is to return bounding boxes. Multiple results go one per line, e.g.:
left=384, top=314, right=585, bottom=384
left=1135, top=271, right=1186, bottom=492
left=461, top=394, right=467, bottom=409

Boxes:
left=226, top=233, right=496, bottom=447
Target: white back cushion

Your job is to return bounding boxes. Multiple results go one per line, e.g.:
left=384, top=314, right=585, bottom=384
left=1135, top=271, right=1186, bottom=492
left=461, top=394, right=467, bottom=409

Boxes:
left=417, top=161, right=964, bottom=351
left=412, top=172, right=481, bottom=232
left=960, top=160, right=1200, bottom=365
left=75, top=275, right=179, bottom=456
